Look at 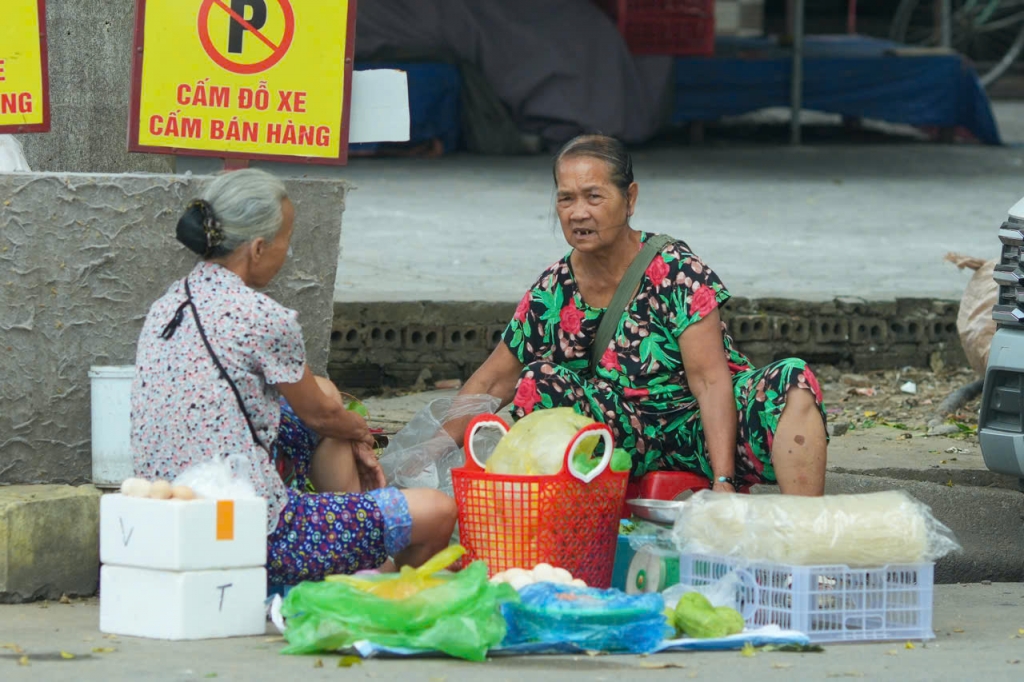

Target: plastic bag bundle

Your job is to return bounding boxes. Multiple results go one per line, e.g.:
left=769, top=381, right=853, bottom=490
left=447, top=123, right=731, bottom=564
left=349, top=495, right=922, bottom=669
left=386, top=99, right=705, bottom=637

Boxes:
left=280, top=547, right=518, bottom=661
left=171, top=454, right=258, bottom=500
left=671, top=490, right=961, bottom=567
left=945, top=252, right=998, bottom=375
left=485, top=408, right=599, bottom=475
left=378, top=394, right=500, bottom=494
left=500, top=583, right=670, bottom=654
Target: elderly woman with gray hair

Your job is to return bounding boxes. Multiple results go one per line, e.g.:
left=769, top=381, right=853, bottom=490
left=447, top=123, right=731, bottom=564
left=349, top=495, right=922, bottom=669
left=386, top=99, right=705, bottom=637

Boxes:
left=131, top=169, right=456, bottom=585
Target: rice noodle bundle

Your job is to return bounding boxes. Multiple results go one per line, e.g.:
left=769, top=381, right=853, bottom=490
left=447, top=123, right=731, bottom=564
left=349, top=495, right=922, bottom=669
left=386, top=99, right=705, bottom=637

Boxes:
left=671, top=490, right=960, bottom=566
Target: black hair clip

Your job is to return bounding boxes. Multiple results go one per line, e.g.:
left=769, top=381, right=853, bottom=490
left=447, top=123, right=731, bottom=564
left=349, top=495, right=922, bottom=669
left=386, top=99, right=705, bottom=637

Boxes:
left=176, top=199, right=225, bottom=258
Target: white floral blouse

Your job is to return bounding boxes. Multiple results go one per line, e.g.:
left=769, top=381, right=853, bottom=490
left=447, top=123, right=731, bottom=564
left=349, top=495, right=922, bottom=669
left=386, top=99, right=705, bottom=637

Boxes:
left=131, top=261, right=306, bottom=531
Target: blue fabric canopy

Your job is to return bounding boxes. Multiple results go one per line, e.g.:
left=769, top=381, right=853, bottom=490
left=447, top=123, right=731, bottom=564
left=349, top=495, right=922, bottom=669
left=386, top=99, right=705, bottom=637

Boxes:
left=673, top=36, right=1002, bottom=145
left=353, top=35, right=1002, bottom=152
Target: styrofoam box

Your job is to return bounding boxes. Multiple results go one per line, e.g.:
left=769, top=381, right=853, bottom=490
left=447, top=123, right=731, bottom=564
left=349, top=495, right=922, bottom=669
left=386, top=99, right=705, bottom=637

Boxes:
left=100, top=494, right=267, bottom=570
left=100, top=565, right=267, bottom=640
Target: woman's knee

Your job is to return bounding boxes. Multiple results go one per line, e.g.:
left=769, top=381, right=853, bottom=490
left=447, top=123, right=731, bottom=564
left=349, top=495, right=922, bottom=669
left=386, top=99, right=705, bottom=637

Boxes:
left=402, top=488, right=457, bottom=540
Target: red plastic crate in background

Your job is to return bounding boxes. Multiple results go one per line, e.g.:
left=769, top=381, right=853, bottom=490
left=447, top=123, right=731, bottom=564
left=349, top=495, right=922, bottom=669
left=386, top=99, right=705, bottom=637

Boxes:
left=594, top=0, right=715, bottom=56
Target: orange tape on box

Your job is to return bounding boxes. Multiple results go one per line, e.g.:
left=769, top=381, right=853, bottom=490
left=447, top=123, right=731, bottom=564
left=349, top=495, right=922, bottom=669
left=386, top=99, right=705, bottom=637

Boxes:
left=216, top=500, right=235, bottom=541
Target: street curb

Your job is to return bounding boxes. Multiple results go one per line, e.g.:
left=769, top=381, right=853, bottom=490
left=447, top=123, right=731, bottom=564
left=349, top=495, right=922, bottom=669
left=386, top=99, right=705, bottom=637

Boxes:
left=824, top=473, right=1024, bottom=584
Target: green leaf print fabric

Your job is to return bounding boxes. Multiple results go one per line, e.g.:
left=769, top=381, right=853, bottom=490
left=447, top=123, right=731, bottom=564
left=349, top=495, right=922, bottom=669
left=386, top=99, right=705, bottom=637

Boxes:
left=501, top=234, right=827, bottom=484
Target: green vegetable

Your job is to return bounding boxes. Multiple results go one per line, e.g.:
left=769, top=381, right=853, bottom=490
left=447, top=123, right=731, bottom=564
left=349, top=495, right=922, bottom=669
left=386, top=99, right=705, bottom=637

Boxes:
left=346, top=399, right=369, bottom=419
left=610, top=447, right=632, bottom=472
left=672, top=592, right=745, bottom=639
left=572, top=447, right=633, bottom=475
left=714, top=606, right=745, bottom=635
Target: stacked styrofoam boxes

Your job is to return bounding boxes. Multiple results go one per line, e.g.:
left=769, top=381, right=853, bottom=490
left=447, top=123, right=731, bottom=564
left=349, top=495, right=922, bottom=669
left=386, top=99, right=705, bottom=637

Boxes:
left=99, top=494, right=268, bottom=640
left=716, top=0, right=765, bottom=37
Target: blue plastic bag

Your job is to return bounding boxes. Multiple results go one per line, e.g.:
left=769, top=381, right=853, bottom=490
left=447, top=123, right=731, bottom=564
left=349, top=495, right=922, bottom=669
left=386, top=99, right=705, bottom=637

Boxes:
left=501, top=583, right=670, bottom=654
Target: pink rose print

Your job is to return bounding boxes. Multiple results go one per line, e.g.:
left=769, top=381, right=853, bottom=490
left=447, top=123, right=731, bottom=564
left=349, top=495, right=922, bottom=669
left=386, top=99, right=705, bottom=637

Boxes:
left=690, top=285, right=717, bottom=318
left=646, top=255, right=670, bottom=286
left=803, top=369, right=823, bottom=403
left=600, top=346, right=621, bottom=371
left=559, top=303, right=585, bottom=336
left=514, top=292, right=531, bottom=322
left=513, top=376, right=542, bottom=415
left=623, top=387, right=649, bottom=399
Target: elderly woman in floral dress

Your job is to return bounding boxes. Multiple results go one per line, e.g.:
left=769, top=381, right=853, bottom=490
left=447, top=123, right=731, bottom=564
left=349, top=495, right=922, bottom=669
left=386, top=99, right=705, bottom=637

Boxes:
left=132, top=169, right=456, bottom=586
left=457, top=135, right=828, bottom=495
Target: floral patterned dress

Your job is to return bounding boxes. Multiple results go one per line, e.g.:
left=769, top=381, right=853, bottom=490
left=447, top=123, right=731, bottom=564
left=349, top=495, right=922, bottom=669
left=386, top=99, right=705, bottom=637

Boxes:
left=503, top=233, right=826, bottom=486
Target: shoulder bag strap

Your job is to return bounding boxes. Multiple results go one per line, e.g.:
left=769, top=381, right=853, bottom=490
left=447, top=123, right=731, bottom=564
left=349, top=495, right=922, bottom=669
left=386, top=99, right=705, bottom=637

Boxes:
left=589, top=234, right=675, bottom=376
left=162, top=278, right=269, bottom=453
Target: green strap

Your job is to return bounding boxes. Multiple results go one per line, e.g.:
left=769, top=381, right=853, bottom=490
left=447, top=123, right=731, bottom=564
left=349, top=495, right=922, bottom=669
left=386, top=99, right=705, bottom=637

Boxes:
left=589, top=233, right=674, bottom=376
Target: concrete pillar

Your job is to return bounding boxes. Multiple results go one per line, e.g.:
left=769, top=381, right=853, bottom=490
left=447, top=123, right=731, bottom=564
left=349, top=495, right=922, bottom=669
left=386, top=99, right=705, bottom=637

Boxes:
left=17, top=0, right=174, bottom=173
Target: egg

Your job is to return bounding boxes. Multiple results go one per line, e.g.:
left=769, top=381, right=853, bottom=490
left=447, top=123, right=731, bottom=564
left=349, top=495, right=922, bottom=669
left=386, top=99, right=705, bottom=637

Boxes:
left=504, top=568, right=530, bottom=582
left=570, top=578, right=587, bottom=588
left=531, top=563, right=556, bottom=583
left=171, top=485, right=196, bottom=500
left=551, top=567, right=573, bottom=584
left=508, top=574, right=533, bottom=591
left=149, top=479, right=172, bottom=499
left=120, top=478, right=151, bottom=498
left=490, top=571, right=507, bottom=584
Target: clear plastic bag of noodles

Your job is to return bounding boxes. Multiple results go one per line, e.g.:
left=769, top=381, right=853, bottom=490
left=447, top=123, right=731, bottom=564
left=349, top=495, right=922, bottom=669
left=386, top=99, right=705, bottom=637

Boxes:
left=671, top=490, right=961, bottom=567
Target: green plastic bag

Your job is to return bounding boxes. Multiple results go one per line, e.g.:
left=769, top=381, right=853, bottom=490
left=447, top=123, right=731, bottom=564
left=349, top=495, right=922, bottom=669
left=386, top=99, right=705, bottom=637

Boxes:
left=280, top=560, right=519, bottom=662
left=572, top=447, right=633, bottom=475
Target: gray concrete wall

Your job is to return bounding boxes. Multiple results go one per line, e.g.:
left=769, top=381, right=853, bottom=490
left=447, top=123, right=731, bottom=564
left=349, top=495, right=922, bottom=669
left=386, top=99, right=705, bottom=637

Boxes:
left=0, top=173, right=346, bottom=486
left=16, top=0, right=172, bottom=173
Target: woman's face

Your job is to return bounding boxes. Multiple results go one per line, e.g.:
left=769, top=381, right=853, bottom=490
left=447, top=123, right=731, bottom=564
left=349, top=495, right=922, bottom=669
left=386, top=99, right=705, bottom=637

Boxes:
left=555, top=156, right=636, bottom=254
left=250, top=198, right=294, bottom=288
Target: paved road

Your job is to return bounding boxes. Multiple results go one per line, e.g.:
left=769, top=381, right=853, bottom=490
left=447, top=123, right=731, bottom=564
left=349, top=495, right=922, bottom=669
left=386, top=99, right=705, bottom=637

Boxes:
left=176, top=103, right=1024, bottom=304
left=1, top=584, right=1022, bottom=681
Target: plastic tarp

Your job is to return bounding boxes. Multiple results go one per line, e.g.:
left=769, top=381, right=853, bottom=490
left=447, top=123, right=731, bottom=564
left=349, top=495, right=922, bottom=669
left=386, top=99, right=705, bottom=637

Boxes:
left=347, top=625, right=810, bottom=658
left=673, top=36, right=1001, bottom=145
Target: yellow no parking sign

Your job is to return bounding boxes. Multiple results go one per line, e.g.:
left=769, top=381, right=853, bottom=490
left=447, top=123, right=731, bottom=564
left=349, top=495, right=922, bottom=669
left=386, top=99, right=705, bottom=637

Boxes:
left=0, top=0, right=50, bottom=133
left=129, top=0, right=355, bottom=164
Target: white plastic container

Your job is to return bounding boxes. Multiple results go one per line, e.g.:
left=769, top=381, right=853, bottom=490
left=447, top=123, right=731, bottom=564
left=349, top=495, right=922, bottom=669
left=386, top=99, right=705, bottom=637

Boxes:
left=100, top=494, right=267, bottom=571
left=99, top=565, right=267, bottom=640
left=677, top=553, right=934, bottom=643
left=89, top=365, right=136, bottom=488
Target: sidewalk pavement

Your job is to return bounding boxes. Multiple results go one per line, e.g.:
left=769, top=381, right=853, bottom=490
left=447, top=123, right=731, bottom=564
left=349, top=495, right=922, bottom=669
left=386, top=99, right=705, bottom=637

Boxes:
left=2, top=584, right=1022, bottom=681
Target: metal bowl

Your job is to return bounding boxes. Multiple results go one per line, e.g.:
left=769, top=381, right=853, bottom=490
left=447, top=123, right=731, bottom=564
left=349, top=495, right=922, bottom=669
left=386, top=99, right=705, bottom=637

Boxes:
left=626, top=498, right=684, bottom=524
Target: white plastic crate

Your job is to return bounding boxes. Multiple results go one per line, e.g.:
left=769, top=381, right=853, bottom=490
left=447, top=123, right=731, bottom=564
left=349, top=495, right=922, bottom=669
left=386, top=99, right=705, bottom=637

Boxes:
left=678, top=553, right=934, bottom=643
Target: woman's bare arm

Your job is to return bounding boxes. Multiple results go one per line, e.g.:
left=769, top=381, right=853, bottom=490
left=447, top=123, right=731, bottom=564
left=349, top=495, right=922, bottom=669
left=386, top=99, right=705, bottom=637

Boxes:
left=678, top=309, right=738, bottom=491
left=276, top=366, right=371, bottom=445
left=445, top=343, right=524, bottom=446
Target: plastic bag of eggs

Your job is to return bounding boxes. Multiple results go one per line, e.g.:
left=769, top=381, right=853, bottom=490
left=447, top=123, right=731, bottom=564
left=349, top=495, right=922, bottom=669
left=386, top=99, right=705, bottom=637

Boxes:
left=490, top=563, right=587, bottom=590
left=120, top=477, right=198, bottom=501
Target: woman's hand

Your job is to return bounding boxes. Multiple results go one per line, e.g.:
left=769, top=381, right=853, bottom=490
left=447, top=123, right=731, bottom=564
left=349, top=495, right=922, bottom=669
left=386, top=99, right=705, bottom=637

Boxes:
left=278, top=367, right=373, bottom=443
left=336, top=407, right=372, bottom=444
left=354, top=439, right=386, bottom=491
left=712, top=481, right=736, bottom=494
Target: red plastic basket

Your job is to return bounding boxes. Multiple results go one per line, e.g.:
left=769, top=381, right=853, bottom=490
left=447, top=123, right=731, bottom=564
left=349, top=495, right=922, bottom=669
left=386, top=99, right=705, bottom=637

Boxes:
left=595, top=0, right=715, bottom=56
left=451, top=415, right=628, bottom=589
